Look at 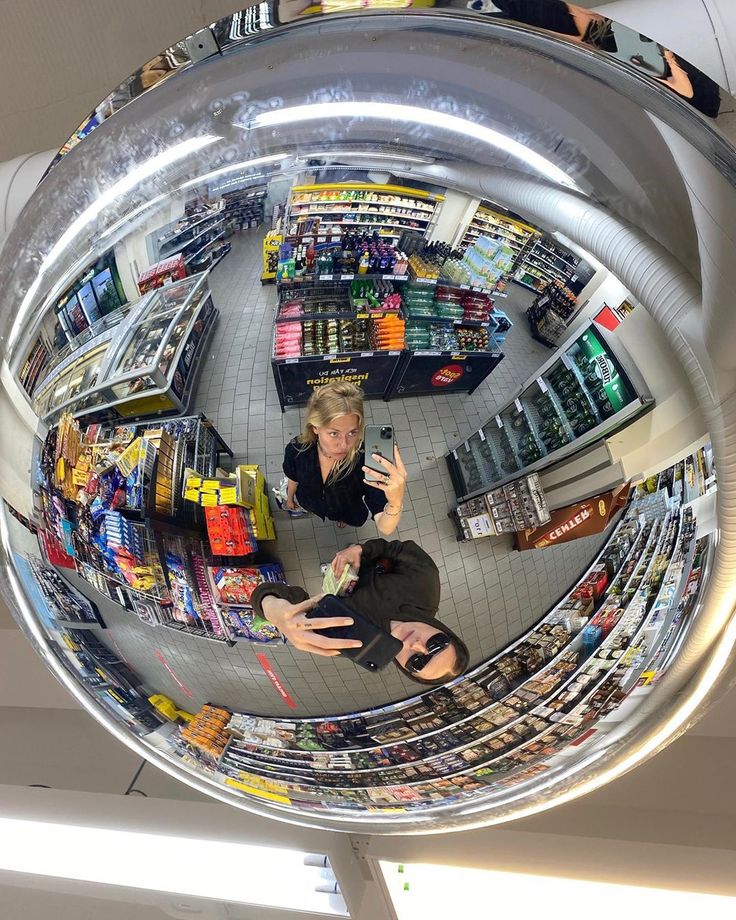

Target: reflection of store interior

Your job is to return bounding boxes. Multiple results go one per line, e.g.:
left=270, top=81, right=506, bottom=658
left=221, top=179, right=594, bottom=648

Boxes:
left=10, top=162, right=718, bottom=817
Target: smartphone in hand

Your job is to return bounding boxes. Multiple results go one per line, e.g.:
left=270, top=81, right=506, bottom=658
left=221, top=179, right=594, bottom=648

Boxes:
left=307, top=595, right=402, bottom=672
left=363, top=424, right=395, bottom=477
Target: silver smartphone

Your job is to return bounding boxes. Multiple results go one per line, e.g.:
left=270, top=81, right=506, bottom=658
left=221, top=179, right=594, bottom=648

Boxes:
left=363, top=424, right=395, bottom=477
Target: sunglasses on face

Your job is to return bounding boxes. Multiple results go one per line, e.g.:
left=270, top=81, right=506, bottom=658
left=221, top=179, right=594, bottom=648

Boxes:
left=406, top=632, right=452, bottom=675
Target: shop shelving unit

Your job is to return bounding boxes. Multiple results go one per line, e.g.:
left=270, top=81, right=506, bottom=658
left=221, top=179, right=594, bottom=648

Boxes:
left=513, top=236, right=594, bottom=298
left=154, top=207, right=225, bottom=262
left=25, top=555, right=104, bottom=628
left=446, top=323, right=653, bottom=502
left=285, top=182, right=443, bottom=243
left=461, top=202, right=537, bottom=263
left=208, top=497, right=706, bottom=811
left=55, top=628, right=164, bottom=736
left=209, top=505, right=697, bottom=808
left=222, top=186, right=267, bottom=231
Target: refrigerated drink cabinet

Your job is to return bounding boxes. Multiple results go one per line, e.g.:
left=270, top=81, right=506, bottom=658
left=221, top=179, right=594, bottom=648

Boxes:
left=446, top=324, right=653, bottom=502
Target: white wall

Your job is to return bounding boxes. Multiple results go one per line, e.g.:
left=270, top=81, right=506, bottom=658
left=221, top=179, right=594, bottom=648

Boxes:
left=594, top=0, right=732, bottom=92
left=429, top=190, right=479, bottom=246
left=0, top=150, right=55, bottom=247
left=603, top=304, right=706, bottom=479
left=114, top=196, right=187, bottom=302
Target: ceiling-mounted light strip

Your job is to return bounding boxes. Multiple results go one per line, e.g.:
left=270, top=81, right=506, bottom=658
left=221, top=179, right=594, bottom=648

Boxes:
left=298, top=149, right=435, bottom=164
left=0, top=816, right=347, bottom=915
left=247, top=102, right=577, bottom=189
left=379, top=862, right=736, bottom=919
left=179, top=153, right=288, bottom=189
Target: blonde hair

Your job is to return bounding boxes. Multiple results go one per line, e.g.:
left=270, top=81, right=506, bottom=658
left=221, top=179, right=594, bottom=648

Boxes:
left=298, top=381, right=365, bottom=482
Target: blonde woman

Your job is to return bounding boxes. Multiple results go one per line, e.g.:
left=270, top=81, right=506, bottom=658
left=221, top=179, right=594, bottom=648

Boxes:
left=283, top=381, right=407, bottom=535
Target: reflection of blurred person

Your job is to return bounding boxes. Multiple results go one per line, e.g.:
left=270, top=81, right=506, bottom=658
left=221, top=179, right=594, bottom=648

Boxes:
left=477, top=0, right=617, bottom=50
left=251, top=539, right=470, bottom=685
left=478, top=0, right=720, bottom=117
left=283, top=381, right=406, bottom=534
left=653, top=48, right=721, bottom=118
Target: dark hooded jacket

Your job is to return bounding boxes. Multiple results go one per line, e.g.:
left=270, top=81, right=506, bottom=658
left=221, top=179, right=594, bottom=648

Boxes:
left=250, top=539, right=468, bottom=677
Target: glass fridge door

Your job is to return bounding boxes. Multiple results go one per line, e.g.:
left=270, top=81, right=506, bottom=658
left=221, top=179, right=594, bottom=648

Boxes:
left=564, top=325, right=637, bottom=418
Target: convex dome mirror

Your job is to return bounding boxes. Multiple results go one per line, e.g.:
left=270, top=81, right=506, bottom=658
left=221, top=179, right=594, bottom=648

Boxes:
left=0, top=1, right=733, bottom=833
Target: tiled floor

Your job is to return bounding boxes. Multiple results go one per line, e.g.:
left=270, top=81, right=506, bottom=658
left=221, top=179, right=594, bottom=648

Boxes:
left=51, top=230, right=611, bottom=718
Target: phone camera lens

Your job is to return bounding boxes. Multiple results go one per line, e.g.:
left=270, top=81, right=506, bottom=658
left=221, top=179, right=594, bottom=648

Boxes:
left=380, top=427, right=392, bottom=439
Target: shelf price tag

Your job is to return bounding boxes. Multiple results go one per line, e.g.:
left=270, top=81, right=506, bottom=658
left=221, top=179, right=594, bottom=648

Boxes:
left=355, top=313, right=369, bottom=319
left=562, top=353, right=573, bottom=370
left=464, top=441, right=471, bottom=452
left=479, top=429, right=486, bottom=441
left=452, top=450, right=458, bottom=460
left=536, top=376, right=548, bottom=394
left=341, top=274, right=353, bottom=281
left=514, top=398, right=524, bottom=413
left=360, top=351, right=374, bottom=358
left=285, top=358, right=298, bottom=364
left=495, top=415, right=503, bottom=428
left=321, top=274, right=333, bottom=281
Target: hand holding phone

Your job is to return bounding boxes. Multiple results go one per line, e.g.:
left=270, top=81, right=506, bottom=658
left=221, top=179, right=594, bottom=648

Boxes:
left=260, top=593, right=363, bottom=658
left=363, top=425, right=395, bottom=477
left=307, top=595, right=403, bottom=671
left=362, top=437, right=408, bottom=514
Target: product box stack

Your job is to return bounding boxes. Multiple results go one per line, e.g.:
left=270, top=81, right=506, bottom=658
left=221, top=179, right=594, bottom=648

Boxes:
left=142, top=429, right=176, bottom=515
left=200, top=464, right=275, bottom=554
left=443, top=236, right=515, bottom=290
left=204, top=506, right=256, bottom=556
left=239, top=465, right=276, bottom=542
left=180, top=704, right=231, bottom=760
left=456, top=473, right=550, bottom=539
left=102, top=511, right=145, bottom=561
left=137, top=254, right=186, bottom=294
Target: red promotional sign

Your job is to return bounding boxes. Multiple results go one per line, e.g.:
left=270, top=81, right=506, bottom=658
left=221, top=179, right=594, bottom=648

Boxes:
left=256, top=653, right=297, bottom=708
left=593, top=304, right=621, bottom=332
left=431, top=363, right=464, bottom=387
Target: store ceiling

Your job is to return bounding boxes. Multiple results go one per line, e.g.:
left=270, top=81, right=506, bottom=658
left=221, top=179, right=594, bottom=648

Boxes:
left=0, top=0, right=239, bottom=162
left=0, top=0, right=622, bottom=165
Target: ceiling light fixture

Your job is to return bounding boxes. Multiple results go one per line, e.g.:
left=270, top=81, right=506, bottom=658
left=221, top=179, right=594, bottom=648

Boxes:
left=298, top=149, right=435, bottom=164
left=246, top=103, right=577, bottom=189
left=0, top=816, right=347, bottom=915
left=179, top=153, right=289, bottom=189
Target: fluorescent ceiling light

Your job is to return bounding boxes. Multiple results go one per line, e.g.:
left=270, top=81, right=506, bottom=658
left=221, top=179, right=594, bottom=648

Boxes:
left=379, top=862, right=736, bottom=920
left=247, top=102, right=577, bottom=189
left=0, top=817, right=347, bottom=915
left=8, top=134, right=220, bottom=352
left=179, top=153, right=288, bottom=189
left=299, top=149, right=435, bottom=164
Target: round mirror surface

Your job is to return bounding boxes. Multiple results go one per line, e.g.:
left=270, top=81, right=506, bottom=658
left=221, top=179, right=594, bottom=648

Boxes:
left=0, top=2, right=733, bottom=832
